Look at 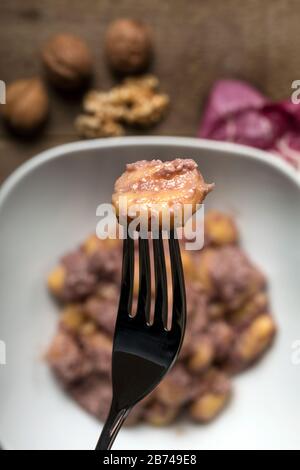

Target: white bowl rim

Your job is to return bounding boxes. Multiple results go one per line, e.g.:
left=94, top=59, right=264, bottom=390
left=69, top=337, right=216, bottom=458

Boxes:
left=0, top=137, right=299, bottom=209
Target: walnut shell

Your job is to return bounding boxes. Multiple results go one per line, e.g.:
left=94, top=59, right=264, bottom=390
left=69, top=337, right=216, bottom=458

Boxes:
left=105, top=19, right=153, bottom=74
left=41, top=33, right=93, bottom=89
left=2, top=78, right=49, bottom=134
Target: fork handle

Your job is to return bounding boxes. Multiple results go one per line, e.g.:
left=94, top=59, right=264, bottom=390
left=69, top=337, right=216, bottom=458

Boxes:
left=95, top=403, right=130, bottom=450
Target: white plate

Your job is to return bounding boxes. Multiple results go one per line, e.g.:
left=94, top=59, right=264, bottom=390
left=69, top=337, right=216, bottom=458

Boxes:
left=0, top=137, right=299, bottom=450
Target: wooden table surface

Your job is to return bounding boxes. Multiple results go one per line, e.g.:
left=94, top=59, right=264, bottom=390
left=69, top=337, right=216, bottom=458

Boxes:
left=0, top=0, right=299, bottom=183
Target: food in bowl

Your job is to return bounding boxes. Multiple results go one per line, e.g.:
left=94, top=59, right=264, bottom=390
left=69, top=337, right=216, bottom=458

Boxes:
left=46, top=210, right=277, bottom=426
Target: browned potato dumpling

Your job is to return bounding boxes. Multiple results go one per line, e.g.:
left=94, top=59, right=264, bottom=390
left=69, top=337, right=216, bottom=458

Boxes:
left=144, top=401, right=179, bottom=426
left=207, top=302, right=227, bottom=320
left=80, top=321, right=98, bottom=336
left=205, top=211, right=239, bottom=246
left=155, top=366, right=194, bottom=407
left=189, top=392, right=230, bottom=423
left=48, top=250, right=99, bottom=302
left=187, top=335, right=215, bottom=373
left=112, top=159, right=214, bottom=225
left=82, top=235, right=121, bottom=255
left=228, top=291, right=269, bottom=328
left=82, top=234, right=103, bottom=255
left=60, top=304, right=86, bottom=332
left=227, top=314, right=276, bottom=372
left=47, top=265, right=66, bottom=295
left=236, top=314, right=276, bottom=361
left=180, top=250, right=196, bottom=280
left=189, top=369, right=231, bottom=423
left=194, top=248, right=215, bottom=293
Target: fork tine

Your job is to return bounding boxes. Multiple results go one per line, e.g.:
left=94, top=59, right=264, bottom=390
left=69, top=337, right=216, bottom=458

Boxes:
left=118, top=235, right=135, bottom=316
left=135, top=237, right=151, bottom=323
left=153, top=231, right=168, bottom=329
left=169, top=232, right=186, bottom=329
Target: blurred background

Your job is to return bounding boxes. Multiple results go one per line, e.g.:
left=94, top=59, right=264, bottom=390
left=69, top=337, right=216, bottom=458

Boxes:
left=0, top=0, right=299, bottom=182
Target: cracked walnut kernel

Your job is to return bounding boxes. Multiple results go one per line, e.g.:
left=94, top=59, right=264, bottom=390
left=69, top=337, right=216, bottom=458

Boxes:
left=75, top=75, right=169, bottom=138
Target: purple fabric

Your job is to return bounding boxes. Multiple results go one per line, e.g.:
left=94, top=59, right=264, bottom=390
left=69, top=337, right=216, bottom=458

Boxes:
left=198, top=79, right=300, bottom=169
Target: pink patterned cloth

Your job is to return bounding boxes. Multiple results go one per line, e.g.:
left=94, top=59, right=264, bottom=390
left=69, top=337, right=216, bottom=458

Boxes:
left=198, top=79, right=300, bottom=170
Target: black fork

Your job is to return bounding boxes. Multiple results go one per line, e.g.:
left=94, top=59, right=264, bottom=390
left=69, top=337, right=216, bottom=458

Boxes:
left=95, top=229, right=186, bottom=450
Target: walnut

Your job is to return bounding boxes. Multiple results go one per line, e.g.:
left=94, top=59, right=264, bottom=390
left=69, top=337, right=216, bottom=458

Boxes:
left=2, top=78, right=49, bottom=134
left=75, top=75, right=169, bottom=138
left=75, top=114, right=125, bottom=138
left=41, top=33, right=93, bottom=89
left=105, top=19, right=153, bottom=74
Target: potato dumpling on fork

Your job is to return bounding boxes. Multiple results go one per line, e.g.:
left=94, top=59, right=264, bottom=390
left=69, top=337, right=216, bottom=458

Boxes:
left=112, top=158, right=214, bottom=226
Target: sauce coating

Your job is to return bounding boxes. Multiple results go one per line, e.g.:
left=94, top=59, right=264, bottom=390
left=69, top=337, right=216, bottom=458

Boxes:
left=112, top=158, right=214, bottom=224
